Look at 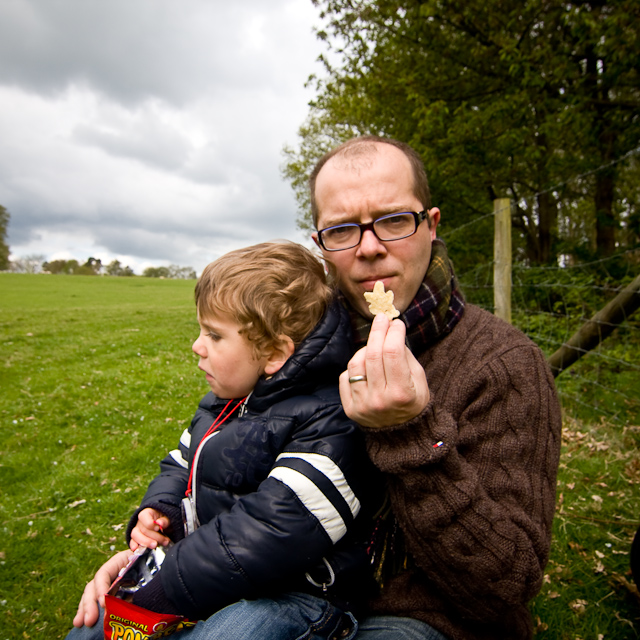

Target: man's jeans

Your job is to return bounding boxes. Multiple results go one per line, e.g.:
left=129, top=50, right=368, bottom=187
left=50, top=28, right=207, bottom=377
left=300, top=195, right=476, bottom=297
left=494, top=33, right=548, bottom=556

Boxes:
left=65, top=592, right=447, bottom=640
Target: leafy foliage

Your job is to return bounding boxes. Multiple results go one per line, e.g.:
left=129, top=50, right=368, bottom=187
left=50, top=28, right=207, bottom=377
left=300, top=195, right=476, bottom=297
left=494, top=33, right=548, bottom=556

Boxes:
left=143, top=264, right=196, bottom=279
left=459, top=247, right=640, bottom=426
left=285, top=0, right=640, bottom=274
left=23, top=256, right=195, bottom=278
left=43, top=258, right=103, bottom=276
left=105, top=259, right=135, bottom=277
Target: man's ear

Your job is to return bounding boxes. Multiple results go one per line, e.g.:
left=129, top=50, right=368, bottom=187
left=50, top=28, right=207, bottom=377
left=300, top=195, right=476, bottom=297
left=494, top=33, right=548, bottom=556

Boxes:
left=428, top=207, right=441, bottom=240
left=264, top=335, right=295, bottom=376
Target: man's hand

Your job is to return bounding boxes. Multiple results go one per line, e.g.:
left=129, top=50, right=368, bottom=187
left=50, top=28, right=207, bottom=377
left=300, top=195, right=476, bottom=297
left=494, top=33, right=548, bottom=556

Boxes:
left=72, top=549, right=132, bottom=628
left=130, top=508, right=171, bottom=550
left=340, top=313, right=430, bottom=428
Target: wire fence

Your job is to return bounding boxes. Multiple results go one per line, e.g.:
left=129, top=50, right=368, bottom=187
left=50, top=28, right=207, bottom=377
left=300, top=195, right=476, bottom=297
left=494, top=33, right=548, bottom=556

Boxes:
left=439, top=158, right=639, bottom=429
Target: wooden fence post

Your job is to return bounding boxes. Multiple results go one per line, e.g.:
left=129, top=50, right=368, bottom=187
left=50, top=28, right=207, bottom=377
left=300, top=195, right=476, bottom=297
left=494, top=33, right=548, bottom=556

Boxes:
left=494, top=198, right=512, bottom=323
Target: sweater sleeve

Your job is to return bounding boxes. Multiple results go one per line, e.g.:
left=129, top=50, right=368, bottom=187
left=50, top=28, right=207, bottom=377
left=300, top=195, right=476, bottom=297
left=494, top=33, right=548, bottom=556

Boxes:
left=362, top=341, right=562, bottom=624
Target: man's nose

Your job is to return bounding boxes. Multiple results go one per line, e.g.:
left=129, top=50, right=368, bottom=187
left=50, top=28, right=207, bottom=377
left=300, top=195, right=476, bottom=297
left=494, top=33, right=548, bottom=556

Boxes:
left=357, top=227, right=387, bottom=258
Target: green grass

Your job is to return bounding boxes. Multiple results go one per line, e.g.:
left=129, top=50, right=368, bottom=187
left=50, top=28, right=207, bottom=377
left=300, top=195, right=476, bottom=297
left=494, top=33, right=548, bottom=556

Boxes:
left=0, top=273, right=206, bottom=638
left=531, top=418, right=640, bottom=638
left=1, top=273, right=639, bottom=638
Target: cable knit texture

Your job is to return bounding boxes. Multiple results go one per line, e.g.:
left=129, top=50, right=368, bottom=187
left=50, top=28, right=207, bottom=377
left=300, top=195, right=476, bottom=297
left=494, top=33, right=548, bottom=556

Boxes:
left=361, top=303, right=562, bottom=640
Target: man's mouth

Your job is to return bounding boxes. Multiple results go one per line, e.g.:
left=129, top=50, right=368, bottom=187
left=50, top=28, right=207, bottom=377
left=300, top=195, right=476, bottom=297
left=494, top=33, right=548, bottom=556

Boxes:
left=360, top=276, right=392, bottom=291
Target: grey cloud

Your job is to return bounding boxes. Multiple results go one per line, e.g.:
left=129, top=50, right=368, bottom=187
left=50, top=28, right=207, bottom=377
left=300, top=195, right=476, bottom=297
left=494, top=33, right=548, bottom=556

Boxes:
left=6, top=179, right=306, bottom=270
left=72, top=120, right=192, bottom=173
left=0, top=0, right=323, bottom=271
left=0, top=0, right=316, bottom=107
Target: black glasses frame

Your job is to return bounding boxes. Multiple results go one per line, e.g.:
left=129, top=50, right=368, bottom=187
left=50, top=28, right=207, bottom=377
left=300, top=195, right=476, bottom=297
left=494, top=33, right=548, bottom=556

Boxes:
left=317, top=210, right=428, bottom=252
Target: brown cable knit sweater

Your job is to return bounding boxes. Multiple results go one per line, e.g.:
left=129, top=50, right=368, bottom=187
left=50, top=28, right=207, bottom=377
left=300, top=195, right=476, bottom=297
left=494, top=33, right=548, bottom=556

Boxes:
left=362, top=303, right=562, bottom=640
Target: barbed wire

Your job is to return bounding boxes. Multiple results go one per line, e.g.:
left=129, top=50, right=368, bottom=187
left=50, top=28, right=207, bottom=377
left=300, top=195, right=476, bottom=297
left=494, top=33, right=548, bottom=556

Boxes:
left=519, top=316, right=639, bottom=339
left=458, top=250, right=638, bottom=287
left=529, top=145, right=640, bottom=200
left=440, top=210, right=496, bottom=240
left=441, top=147, right=639, bottom=428
left=526, top=330, right=638, bottom=425
left=463, top=263, right=638, bottom=427
left=562, top=369, right=638, bottom=408
left=513, top=248, right=639, bottom=273
left=464, top=280, right=637, bottom=296
left=530, top=338, right=640, bottom=373
left=513, top=282, right=637, bottom=295
left=439, top=147, right=640, bottom=241
left=557, top=389, right=627, bottom=423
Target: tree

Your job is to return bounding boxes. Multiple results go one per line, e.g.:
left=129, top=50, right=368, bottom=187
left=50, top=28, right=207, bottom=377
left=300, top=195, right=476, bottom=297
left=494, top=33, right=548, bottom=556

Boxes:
left=0, top=205, right=9, bottom=270
left=143, top=264, right=196, bottom=279
left=168, top=264, right=197, bottom=280
left=285, top=0, right=640, bottom=268
left=11, top=254, right=45, bottom=274
left=42, top=258, right=105, bottom=275
left=143, top=266, right=171, bottom=278
left=105, top=260, right=123, bottom=276
left=43, top=259, right=77, bottom=274
left=105, top=260, right=135, bottom=276
left=82, top=257, right=102, bottom=275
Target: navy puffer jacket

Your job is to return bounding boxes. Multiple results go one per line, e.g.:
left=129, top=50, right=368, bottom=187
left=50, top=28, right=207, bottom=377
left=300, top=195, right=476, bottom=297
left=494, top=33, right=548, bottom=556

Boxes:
left=128, top=299, right=380, bottom=620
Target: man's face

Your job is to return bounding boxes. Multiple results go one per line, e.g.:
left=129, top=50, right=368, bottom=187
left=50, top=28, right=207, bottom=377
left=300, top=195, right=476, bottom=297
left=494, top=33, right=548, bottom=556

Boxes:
left=312, top=143, right=440, bottom=318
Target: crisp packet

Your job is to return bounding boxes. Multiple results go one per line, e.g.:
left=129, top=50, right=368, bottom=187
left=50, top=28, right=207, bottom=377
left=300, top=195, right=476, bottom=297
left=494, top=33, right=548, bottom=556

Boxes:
left=104, top=547, right=195, bottom=639
left=103, top=595, right=194, bottom=640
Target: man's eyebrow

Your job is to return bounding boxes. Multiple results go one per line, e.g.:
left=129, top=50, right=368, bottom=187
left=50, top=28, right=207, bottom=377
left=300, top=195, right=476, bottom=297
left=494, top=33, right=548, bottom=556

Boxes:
left=322, top=207, right=417, bottom=226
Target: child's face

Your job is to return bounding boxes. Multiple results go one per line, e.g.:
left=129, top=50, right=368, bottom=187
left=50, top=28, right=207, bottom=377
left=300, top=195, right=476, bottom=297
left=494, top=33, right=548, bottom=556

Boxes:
left=192, top=312, right=269, bottom=399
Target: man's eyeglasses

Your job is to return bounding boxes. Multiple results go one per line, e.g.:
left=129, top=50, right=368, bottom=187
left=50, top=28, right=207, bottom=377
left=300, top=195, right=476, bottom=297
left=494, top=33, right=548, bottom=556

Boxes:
left=316, top=211, right=428, bottom=252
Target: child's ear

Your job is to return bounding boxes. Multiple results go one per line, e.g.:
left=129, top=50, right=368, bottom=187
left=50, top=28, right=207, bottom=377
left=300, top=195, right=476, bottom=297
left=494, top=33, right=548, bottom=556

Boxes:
left=264, top=335, right=295, bottom=376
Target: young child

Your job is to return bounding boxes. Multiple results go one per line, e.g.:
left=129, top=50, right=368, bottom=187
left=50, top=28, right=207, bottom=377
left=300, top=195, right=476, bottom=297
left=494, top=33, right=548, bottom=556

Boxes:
left=69, top=241, right=379, bottom=639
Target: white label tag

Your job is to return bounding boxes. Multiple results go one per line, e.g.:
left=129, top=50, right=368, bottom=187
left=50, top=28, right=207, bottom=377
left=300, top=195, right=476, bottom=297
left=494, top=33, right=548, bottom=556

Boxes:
left=181, top=495, right=200, bottom=537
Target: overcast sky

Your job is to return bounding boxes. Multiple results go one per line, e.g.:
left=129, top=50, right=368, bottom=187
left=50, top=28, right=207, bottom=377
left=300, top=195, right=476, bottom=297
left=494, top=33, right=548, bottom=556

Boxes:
left=0, top=0, right=327, bottom=274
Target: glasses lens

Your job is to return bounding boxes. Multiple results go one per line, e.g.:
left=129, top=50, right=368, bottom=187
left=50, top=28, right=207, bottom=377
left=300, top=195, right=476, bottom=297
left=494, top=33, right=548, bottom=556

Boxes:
left=374, top=213, right=416, bottom=241
left=320, top=224, right=360, bottom=250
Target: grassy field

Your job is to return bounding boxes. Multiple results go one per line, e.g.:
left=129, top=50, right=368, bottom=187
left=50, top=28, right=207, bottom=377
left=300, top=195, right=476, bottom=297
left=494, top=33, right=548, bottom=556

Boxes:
left=1, top=273, right=639, bottom=639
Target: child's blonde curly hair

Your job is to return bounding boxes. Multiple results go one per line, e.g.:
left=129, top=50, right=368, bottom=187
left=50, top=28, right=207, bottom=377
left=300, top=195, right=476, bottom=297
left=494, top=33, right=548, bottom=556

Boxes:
left=195, top=241, right=333, bottom=359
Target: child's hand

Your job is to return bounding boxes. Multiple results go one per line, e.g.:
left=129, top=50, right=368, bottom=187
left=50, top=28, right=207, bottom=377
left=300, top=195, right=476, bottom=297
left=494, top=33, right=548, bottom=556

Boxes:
left=72, top=549, right=132, bottom=628
left=130, top=508, right=171, bottom=550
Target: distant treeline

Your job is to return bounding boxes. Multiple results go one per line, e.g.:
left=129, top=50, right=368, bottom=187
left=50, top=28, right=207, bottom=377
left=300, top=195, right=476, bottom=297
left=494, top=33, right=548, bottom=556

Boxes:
left=141, top=265, right=196, bottom=279
left=8, top=255, right=196, bottom=279
left=44, top=257, right=133, bottom=276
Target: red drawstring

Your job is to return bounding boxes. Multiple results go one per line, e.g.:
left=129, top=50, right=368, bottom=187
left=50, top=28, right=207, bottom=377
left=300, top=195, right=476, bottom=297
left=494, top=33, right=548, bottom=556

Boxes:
left=185, top=396, right=247, bottom=497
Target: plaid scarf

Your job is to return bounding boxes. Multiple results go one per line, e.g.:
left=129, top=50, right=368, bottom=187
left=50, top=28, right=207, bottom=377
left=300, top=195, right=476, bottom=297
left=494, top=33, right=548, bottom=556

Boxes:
left=341, top=239, right=465, bottom=586
left=345, top=239, right=465, bottom=357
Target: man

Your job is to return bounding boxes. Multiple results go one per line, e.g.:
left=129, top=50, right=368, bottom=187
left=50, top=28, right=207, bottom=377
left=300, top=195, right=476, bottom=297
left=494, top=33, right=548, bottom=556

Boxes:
left=309, top=135, right=562, bottom=639
left=70, top=136, right=561, bottom=640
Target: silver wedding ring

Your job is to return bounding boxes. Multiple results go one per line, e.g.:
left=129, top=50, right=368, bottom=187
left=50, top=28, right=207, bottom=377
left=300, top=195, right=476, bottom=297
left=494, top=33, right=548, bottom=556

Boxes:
left=348, top=375, right=367, bottom=383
